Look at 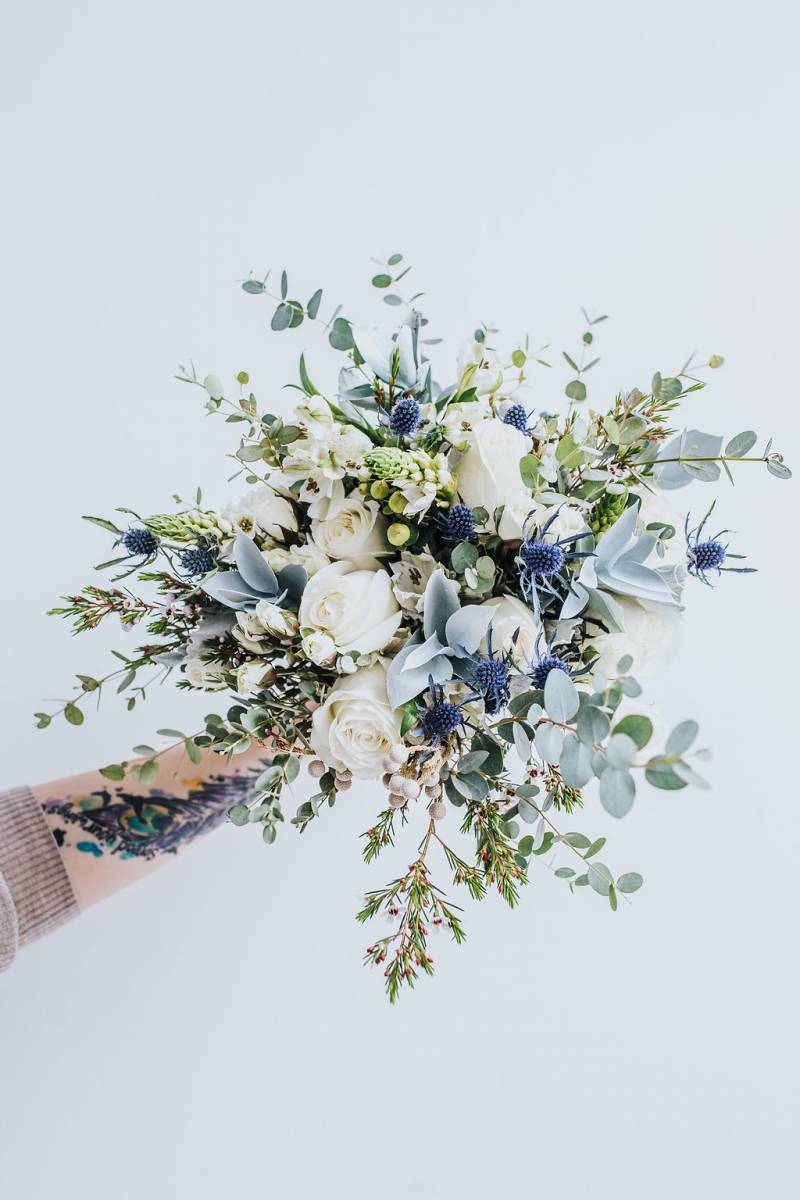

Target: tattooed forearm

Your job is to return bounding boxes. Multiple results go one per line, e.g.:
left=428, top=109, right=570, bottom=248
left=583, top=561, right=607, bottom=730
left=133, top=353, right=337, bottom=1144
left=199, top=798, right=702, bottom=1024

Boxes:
left=41, top=766, right=266, bottom=860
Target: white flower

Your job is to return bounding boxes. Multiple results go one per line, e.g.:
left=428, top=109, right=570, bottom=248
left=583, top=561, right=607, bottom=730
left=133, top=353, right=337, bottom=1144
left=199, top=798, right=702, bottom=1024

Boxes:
left=223, top=484, right=297, bottom=542
left=440, top=397, right=491, bottom=451
left=301, top=630, right=338, bottom=667
left=457, top=419, right=530, bottom=524
left=498, top=496, right=589, bottom=543
left=636, top=489, right=684, bottom=566
left=235, top=660, right=271, bottom=698
left=255, top=600, right=300, bottom=639
left=264, top=541, right=330, bottom=578
left=311, top=495, right=388, bottom=565
left=299, top=561, right=402, bottom=655
left=481, top=594, right=541, bottom=667
left=184, top=654, right=226, bottom=690
left=233, top=611, right=268, bottom=652
left=281, top=404, right=372, bottom=517
left=310, top=663, right=402, bottom=778
left=586, top=595, right=682, bottom=679
left=389, top=551, right=439, bottom=613
left=456, top=340, right=503, bottom=396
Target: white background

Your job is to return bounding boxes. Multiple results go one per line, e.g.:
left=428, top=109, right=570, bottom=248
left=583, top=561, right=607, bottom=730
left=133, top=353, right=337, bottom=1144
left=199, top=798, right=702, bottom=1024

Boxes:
left=2, top=2, right=799, bottom=1197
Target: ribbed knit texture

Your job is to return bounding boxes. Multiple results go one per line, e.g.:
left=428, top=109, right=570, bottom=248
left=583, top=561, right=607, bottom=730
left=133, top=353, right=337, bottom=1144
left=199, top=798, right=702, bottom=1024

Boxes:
left=0, top=786, right=78, bottom=971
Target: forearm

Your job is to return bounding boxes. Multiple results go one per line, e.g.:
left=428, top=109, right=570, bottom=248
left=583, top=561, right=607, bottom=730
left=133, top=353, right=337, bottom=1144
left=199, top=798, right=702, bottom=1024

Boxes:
left=32, top=741, right=270, bottom=909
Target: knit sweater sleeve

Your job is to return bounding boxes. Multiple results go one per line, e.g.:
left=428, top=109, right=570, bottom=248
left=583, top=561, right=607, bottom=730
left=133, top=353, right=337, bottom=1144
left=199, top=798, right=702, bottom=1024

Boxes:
left=0, top=786, right=78, bottom=971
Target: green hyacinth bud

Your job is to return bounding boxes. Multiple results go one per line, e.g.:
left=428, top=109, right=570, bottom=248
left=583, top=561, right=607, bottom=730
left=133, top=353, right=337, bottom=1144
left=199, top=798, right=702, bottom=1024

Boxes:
left=591, top=490, right=629, bottom=535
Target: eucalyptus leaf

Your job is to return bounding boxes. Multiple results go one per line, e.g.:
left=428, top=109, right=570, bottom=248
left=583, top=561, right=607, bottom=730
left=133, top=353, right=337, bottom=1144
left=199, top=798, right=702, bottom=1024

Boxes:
left=599, top=768, right=635, bottom=817
left=666, top=720, right=698, bottom=755
left=544, top=670, right=579, bottom=722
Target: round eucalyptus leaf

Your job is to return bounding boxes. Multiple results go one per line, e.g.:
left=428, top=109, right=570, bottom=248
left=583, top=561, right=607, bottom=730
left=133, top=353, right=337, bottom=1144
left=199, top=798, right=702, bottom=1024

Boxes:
left=612, top=714, right=653, bottom=750
left=617, top=872, right=644, bottom=893
left=666, top=719, right=698, bottom=756
left=577, top=705, right=610, bottom=746
left=587, top=861, right=614, bottom=896
left=535, top=723, right=564, bottom=764
left=559, top=734, right=594, bottom=788
left=599, top=768, right=635, bottom=817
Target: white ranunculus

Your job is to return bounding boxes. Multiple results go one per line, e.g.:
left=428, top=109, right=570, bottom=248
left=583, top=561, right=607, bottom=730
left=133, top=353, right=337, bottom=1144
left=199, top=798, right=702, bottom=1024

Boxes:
left=481, top=594, right=542, bottom=667
left=310, top=663, right=402, bottom=778
left=235, top=660, right=271, bottom=698
left=301, top=630, right=338, bottom=667
left=457, top=419, right=530, bottom=522
left=299, top=561, right=402, bottom=655
left=311, top=495, right=387, bottom=565
left=587, top=595, right=682, bottom=679
left=255, top=600, right=300, bottom=639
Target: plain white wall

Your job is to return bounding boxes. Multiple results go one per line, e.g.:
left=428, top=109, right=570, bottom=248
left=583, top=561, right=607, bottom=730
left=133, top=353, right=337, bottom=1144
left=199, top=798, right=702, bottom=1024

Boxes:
left=1, top=2, right=799, bottom=1197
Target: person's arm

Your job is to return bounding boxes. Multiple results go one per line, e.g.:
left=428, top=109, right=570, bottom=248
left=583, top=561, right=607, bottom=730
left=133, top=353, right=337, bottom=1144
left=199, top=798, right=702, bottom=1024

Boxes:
left=0, top=741, right=269, bottom=969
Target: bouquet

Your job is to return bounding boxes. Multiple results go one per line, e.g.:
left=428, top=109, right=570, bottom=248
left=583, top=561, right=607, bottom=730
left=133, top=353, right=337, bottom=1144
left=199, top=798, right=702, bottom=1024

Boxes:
left=42, top=257, right=791, bottom=1000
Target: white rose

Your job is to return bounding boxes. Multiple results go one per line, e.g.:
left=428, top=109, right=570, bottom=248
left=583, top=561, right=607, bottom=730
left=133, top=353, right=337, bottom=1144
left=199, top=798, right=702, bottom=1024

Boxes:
left=456, top=340, right=503, bottom=395
left=457, top=420, right=530, bottom=523
left=310, top=663, right=402, bottom=778
left=587, top=595, right=682, bottom=679
left=235, top=660, right=271, bottom=698
left=311, top=495, right=387, bottom=565
left=288, top=542, right=330, bottom=577
left=301, top=630, right=338, bottom=667
left=481, top=594, right=542, bottom=667
left=233, top=611, right=268, bottom=652
left=636, top=490, right=684, bottom=566
left=498, top=497, right=589, bottom=543
left=184, top=654, right=226, bottom=690
left=299, top=561, right=402, bottom=655
left=255, top=600, right=300, bottom=639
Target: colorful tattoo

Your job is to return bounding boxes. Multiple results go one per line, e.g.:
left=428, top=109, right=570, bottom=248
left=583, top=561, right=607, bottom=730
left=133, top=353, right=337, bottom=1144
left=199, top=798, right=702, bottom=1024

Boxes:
left=41, top=768, right=264, bottom=860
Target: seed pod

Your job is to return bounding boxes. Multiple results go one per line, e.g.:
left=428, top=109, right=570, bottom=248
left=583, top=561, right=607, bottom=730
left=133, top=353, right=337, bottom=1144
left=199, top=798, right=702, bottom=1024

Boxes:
left=308, top=759, right=326, bottom=779
left=388, top=792, right=406, bottom=810
left=429, top=801, right=446, bottom=820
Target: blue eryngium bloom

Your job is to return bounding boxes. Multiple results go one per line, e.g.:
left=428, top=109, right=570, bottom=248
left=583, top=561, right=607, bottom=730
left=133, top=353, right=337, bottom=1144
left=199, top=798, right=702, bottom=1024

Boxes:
left=418, top=681, right=471, bottom=744
left=516, top=507, right=593, bottom=618
left=200, top=532, right=307, bottom=611
left=456, top=627, right=512, bottom=714
left=526, top=630, right=592, bottom=690
left=685, top=502, right=756, bottom=586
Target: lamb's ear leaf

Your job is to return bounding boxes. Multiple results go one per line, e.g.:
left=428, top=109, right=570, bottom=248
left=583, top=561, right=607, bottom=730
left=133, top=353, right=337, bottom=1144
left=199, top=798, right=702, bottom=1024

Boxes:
left=201, top=571, right=257, bottom=610
left=404, top=633, right=446, bottom=672
left=235, top=532, right=279, bottom=595
left=445, top=603, right=497, bottom=656
left=423, top=570, right=461, bottom=642
left=387, top=635, right=452, bottom=709
left=277, top=563, right=307, bottom=603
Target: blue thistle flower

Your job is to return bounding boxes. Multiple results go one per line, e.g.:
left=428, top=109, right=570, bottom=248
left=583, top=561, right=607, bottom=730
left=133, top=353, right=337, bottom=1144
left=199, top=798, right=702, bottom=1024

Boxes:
left=389, top=397, right=421, bottom=437
left=502, top=404, right=533, bottom=435
left=526, top=631, right=592, bottom=690
left=417, top=680, right=481, bottom=744
left=122, top=527, right=158, bottom=558
left=472, top=655, right=511, bottom=714
left=180, top=545, right=217, bottom=577
left=440, top=503, right=475, bottom=542
left=685, top=502, right=756, bottom=587
left=516, top=508, right=593, bottom=613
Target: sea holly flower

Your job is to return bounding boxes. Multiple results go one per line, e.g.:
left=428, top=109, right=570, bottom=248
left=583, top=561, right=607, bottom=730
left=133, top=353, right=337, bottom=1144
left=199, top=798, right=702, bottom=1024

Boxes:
left=526, top=630, right=592, bottom=690
left=417, top=680, right=477, bottom=744
left=122, top=527, right=159, bottom=559
left=458, top=628, right=513, bottom=714
left=201, top=532, right=307, bottom=612
left=439, top=503, right=476, bottom=543
left=685, top=502, right=756, bottom=586
left=516, top=507, right=594, bottom=619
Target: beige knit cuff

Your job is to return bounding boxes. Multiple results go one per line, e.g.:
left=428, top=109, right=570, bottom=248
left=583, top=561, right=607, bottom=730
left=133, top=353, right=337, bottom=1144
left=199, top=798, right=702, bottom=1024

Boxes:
left=0, top=786, right=78, bottom=970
